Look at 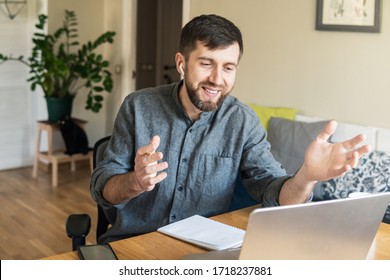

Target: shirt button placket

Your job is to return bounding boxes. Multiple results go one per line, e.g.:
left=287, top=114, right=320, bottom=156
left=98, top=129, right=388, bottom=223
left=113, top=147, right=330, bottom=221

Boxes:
left=169, top=125, right=194, bottom=223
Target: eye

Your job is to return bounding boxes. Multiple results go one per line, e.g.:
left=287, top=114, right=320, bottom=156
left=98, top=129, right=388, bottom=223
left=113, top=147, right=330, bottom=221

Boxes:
left=224, top=65, right=236, bottom=72
left=201, top=62, right=212, bottom=68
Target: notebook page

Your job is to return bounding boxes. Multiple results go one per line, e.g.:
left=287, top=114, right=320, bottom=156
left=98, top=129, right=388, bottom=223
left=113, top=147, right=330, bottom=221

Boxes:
left=157, top=215, right=246, bottom=251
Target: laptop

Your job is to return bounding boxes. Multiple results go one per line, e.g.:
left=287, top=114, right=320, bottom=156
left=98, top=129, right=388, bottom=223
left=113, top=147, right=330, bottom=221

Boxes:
left=183, top=192, right=390, bottom=260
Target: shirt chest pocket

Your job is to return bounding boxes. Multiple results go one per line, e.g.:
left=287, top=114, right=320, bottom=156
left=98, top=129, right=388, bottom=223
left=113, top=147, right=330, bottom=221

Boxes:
left=193, top=154, right=238, bottom=196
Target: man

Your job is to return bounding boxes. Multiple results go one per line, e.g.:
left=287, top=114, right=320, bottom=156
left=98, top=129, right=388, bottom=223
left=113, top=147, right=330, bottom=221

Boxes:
left=91, top=14, right=370, bottom=244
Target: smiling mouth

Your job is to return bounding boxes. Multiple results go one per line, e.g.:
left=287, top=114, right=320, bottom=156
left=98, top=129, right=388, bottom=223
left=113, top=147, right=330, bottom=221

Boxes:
left=203, top=87, right=221, bottom=96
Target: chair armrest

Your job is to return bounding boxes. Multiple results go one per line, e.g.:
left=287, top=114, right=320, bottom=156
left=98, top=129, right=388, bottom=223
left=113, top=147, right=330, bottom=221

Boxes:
left=66, top=214, right=91, bottom=251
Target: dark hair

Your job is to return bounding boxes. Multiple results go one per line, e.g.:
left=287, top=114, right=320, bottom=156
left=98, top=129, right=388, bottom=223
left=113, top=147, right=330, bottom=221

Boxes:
left=179, top=14, right=243, bottom=61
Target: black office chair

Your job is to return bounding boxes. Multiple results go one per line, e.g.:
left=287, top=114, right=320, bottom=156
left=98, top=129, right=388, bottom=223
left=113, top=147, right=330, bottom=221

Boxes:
left=66, top=135, right=116, bottom=251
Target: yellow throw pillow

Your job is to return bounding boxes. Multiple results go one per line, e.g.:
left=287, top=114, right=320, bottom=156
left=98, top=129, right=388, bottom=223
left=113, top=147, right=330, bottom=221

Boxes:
left=248, top=104, right=297, bottom=131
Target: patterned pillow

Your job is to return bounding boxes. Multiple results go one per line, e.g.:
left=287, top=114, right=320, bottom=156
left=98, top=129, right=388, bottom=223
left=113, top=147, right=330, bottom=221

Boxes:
left=319, top=151, right=390, bottom=223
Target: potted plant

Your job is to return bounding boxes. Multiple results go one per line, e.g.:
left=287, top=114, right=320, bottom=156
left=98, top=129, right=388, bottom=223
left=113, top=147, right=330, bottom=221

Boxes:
left=0, top=10, right=116, bottom=122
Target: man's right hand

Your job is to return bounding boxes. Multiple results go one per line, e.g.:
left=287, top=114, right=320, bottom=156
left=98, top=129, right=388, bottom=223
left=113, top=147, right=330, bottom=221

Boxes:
left=102, top=135, right=168, bottom=205
left=134, top=135, right=169, bottom=192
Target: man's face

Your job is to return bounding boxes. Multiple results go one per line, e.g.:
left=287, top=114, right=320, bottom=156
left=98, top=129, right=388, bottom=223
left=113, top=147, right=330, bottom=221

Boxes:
left=182, top=42, right=240, bottom=112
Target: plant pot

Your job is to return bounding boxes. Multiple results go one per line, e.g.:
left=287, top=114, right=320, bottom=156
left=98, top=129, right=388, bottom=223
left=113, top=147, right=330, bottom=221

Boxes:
left=45, top=95, right=74, bottom=123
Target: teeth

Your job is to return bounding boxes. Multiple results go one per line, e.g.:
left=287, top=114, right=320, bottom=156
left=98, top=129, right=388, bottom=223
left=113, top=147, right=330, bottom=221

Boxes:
left=205, top=88, right=218, bottom=94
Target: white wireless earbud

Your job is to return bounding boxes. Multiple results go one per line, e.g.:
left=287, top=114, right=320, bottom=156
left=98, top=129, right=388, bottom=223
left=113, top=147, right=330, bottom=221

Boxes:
left=180, top=64, right=184, bottom=76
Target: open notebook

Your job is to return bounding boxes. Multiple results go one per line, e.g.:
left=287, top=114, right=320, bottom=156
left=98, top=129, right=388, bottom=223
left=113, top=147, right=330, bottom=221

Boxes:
left=157, top=215, right=245, bottom=251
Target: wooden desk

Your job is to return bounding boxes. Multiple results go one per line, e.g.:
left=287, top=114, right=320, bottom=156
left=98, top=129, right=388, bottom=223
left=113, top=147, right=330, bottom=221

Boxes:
left=43, top=206, right=390, bottom=260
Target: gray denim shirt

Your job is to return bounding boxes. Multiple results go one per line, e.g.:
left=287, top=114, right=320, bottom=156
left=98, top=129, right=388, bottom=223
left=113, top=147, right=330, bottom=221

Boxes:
left=91, top=81, right=290, bottom=243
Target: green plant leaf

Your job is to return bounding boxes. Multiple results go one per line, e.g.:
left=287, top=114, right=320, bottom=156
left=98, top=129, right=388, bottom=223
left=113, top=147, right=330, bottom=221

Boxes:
left=94, top=95, right=103, bottom=102
left=93, top=86, right=104, bottom=92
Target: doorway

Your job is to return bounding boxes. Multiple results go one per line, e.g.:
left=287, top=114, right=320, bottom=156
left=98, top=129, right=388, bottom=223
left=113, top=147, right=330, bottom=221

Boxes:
left=136, top=0, right=183, bottom=90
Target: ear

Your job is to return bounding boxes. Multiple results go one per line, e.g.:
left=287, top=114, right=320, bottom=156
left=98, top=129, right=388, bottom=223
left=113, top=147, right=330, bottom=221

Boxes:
left=175, top=52, right=185, bottom=77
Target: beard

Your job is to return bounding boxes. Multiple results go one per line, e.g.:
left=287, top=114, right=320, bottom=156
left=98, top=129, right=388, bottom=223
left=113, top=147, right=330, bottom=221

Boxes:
left=184, top=79, right=230, bottom=112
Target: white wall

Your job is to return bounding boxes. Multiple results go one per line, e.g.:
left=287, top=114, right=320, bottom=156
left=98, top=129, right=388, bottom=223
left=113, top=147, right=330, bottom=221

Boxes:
left=0, top=3, right=31, bottom=169
left=189, top=0, right=390, bottom=129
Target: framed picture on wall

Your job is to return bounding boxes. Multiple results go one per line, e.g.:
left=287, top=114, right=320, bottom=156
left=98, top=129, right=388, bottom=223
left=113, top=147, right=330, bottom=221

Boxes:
left=316, top=0, right=381, bottom=33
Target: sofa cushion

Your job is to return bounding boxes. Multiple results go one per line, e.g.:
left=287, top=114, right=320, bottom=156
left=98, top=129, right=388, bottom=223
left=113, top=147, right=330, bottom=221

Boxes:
left=267, top=117, right=330, bottom=175
left=249, top=104, right=297, bottom=131
left=318, top=151, right=390, bottom=223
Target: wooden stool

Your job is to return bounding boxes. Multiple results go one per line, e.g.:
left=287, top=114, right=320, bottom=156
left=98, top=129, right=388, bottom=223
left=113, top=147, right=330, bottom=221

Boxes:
left=32, top=119, right=93, bottom=187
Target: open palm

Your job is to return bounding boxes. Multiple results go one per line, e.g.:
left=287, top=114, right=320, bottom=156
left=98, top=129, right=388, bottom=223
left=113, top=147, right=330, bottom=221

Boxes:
left=303, top=120, right=371, bottom=182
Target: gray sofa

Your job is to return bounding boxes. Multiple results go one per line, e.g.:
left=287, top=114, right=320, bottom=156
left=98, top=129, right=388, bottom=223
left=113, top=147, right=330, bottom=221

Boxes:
left=267, top=117, right=390, bottom=224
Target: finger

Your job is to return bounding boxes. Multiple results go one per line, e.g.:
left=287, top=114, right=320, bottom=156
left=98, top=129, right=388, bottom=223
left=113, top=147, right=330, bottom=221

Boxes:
left=356, top=144, right=371, bottom=157
left=333, top=151, right=360, bottom=178
left=149, top=135, right=161, bottom=151
left=348, top=151, right=359, bottom=169
left=145, top=161, right=168, bottom=175
left=143, top=151, right=164, bottom=165
left=316, top=120, right=337, bottom=142
left=140, top=172, right=168, bottom=192
left=137, top=135, right=161, bottom=157
left=145, top=160, right=168, bottom=178
left=342, top=134, right=366, bottom=150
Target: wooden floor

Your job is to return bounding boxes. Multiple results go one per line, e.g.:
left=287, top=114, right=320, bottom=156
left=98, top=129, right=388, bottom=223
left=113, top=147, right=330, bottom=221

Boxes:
left=0, top=161, right=97, bottom=260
